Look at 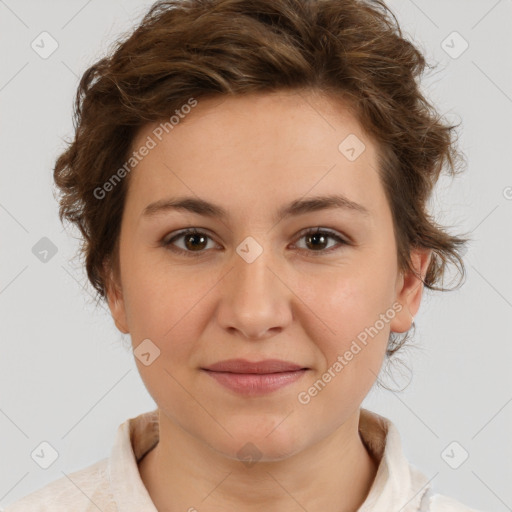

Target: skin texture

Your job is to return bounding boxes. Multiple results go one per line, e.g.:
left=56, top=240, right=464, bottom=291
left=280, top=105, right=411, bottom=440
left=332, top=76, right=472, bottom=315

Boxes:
left=106, top=90, right=431, bottom=512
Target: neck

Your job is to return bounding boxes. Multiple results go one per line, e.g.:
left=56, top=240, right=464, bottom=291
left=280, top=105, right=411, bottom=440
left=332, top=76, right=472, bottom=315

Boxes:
left=138, top=408, right=379, bottom=512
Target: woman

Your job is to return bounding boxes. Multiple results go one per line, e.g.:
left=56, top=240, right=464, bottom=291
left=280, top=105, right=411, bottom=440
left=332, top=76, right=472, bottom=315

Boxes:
left=4, top=0, right=479, bottom=510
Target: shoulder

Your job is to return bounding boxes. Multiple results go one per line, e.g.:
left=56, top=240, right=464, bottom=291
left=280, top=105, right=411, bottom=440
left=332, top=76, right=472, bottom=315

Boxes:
left=2, top=458, right=115, bottom=512
left=423, top=491, right=483, bottom=512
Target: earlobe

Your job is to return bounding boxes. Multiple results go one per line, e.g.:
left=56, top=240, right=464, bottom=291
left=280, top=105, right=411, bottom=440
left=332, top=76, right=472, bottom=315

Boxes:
left=104, top=266, right=130, bottom=334
left=390, top=248, right=432, bottom=334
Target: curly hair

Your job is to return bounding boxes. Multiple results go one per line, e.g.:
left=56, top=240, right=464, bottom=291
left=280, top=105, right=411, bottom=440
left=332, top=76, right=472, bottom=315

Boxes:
left=53, top=0, right=470, bottom=359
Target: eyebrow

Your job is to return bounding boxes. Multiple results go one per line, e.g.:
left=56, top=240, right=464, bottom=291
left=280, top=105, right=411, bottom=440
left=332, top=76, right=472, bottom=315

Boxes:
left=141, top=193, right=371, bottom=223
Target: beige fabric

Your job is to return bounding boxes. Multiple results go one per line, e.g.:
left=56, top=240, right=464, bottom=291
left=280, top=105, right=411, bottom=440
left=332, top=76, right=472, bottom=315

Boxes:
left=4, top=408, right=480, bottom=511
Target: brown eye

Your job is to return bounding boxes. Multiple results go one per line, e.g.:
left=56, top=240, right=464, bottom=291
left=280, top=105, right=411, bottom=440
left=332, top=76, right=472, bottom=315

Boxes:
left=163, top=229, right=217, bottom=257
left=305, top=231, right=330, bottom=250
left=162, top=227, right=349, bottom=258
left=182, top=232, right=208, bottom=251
left=294, top=228, right=349, bottom=255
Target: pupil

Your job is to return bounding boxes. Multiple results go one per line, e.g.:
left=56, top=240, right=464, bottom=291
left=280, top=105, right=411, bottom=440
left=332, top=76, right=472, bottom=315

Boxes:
left=307, top=233, right=326, bottom=250
left=186, top=233, right=206, bottom=251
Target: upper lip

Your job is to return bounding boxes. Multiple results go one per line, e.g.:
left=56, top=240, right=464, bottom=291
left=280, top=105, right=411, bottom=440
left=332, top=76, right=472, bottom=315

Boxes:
left=202, top=359, right=307, bottom=374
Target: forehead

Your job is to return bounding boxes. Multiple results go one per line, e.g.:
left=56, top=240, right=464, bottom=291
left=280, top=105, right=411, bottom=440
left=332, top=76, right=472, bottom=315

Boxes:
left=125, top=91, right=385, bottom=220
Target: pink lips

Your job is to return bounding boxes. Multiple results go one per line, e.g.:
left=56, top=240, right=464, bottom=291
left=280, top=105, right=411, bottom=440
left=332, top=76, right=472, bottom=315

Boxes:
left=202, top=358, right=308, bottom=396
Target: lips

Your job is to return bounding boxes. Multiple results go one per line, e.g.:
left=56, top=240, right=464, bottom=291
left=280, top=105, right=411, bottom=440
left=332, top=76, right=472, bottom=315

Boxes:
left=203, top=358, right=306, bottom=374
left=201, top=359, right=309, bottom=396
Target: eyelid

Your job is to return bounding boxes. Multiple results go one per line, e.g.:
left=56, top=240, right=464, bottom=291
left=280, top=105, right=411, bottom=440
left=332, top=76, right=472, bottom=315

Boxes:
left=293, top=227, right=350, bottom=244
left=163, top=227, right=214, bottom=243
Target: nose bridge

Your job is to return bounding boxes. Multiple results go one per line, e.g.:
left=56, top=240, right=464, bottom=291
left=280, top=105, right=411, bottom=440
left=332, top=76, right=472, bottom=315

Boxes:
left=234, top=240, right=275, bottom=297
left=217, top=236, right=291, bottom=339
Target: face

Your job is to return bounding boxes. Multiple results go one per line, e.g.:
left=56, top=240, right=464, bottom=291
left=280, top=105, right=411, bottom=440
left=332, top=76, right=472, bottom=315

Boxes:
left=106, top=90, right=430, bottom=461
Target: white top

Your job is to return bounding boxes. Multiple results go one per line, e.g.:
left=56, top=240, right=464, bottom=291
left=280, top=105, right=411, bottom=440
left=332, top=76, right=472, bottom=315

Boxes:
left=3, top=408, right=480, bottom=511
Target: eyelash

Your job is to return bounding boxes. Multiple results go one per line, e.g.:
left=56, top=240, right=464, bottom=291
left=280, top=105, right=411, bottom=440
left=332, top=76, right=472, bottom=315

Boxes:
left=161, top=227, right=350, bottom=258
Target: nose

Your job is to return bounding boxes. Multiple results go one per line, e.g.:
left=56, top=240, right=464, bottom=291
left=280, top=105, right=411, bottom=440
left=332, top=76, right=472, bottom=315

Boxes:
left=215, top=243, right=293, bottom=341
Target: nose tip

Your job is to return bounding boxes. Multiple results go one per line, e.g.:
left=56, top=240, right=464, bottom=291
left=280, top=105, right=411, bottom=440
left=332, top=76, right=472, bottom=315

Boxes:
left=226, top=321, right=283, bottom=341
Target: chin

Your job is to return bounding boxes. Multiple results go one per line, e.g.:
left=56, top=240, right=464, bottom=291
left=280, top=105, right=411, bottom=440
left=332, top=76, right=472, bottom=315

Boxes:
left=206, top=420, right=307, bottom=464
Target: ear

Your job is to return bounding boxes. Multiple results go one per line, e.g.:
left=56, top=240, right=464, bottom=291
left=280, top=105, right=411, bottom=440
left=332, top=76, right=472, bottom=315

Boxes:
left=389, top=248, right=432, bottom=333
left=104, top=262, right=129, bottom=334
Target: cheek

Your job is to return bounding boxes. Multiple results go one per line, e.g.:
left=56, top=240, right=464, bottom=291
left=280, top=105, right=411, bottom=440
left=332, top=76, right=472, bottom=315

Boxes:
left=296, top=261, right=396, bottom=351
left=121, top=253, right=218, bottom=353
left=121, top=259, right=212, bottom=412
left=292, top=273, right=392, bottom=414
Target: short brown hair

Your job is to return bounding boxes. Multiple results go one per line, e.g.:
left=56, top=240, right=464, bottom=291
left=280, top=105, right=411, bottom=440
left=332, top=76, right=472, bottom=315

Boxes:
left=54, top=0, right=470, bottom=357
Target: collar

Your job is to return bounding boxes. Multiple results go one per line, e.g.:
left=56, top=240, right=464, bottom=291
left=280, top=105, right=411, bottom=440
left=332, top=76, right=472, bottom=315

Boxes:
left=357, top=408, right=431, bottom=510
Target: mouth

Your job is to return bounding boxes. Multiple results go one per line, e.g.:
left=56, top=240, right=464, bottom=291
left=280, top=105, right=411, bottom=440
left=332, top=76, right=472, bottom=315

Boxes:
left=202, top=358, right=308, bottom=373
left=201, top=359, right=309, bottom=396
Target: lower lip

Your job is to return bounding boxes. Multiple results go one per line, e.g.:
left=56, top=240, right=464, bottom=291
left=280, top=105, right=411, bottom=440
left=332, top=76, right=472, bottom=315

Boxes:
left=202, top=369, right=308, bottom=396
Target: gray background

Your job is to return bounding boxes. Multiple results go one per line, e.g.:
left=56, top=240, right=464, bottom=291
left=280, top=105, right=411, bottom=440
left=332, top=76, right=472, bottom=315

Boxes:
left=0, top=0, right=511, bottom=510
